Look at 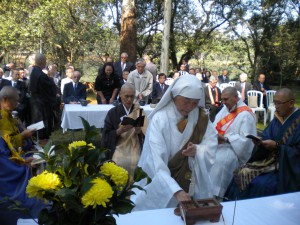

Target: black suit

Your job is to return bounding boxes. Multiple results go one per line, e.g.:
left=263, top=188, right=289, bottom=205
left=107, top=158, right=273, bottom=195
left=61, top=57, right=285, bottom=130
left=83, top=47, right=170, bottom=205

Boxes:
left=114, top=61, right=135, bottom=79
left=10, top=80, right=26, bottom=102
left=204, top=85, right=222, bottom=122
left=218, top=75, right=230, bottom=85
left=201, top=73, right=209, bottom=83
left=10, top=80, right=27, bottom=121
left=63, top=82, right=86, bottom=104
left=252, top=81, right=270, bottom=92
left=152, top=82, right=169, bottom=104
left=29, top=66, right=57, bottom=139
left=0, top=78, right=11, bottom=90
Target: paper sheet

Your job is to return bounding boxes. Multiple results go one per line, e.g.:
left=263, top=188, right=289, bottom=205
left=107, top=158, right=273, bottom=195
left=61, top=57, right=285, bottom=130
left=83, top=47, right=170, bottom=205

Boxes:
left=27, top=121, right=45, bottom=131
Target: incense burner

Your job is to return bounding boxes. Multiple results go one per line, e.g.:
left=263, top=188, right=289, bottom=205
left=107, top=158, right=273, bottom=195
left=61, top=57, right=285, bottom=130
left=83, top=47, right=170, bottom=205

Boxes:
left=175, top=198, right=223, bottom=225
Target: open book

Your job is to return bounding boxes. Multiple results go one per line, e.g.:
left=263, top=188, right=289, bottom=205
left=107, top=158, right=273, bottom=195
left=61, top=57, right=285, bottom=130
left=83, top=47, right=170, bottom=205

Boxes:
left=121, top=109, right=145, bottom=127
left=246, top=134, right=261, bottom=142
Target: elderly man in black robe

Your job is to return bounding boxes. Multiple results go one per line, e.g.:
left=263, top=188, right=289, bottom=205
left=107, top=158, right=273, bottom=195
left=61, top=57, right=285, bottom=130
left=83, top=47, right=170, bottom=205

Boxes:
left=29, top=54, right=56, bottom=141
left=101, top=83, right=148, bottom=181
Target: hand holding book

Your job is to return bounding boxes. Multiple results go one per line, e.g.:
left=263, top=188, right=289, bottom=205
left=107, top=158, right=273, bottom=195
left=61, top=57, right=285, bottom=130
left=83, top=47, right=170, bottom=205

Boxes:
left=246, top=134, right=262, bottom=145
left=121, top=109, right=145, bottom=127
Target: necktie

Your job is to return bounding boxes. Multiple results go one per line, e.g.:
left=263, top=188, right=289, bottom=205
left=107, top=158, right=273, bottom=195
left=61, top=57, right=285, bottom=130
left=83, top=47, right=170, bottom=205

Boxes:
left=177, top=117, right=188, bottom=133
left=161, top=84, right=164, bottom=91
left=74, top=84, right=77, bottom=92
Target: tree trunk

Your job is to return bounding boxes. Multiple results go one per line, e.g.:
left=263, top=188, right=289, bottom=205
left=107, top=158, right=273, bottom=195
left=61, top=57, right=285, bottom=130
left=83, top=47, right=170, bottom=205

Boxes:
left=160, top=0, right=172, bottom=74
left=120, top=0, right=137, bottom=63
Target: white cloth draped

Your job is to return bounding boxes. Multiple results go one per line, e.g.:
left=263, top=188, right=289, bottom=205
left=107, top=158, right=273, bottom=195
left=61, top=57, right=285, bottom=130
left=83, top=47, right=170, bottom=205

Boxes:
left=210, top=100, right=257, bottom=197
left=131, top=101, right=218, bottom=211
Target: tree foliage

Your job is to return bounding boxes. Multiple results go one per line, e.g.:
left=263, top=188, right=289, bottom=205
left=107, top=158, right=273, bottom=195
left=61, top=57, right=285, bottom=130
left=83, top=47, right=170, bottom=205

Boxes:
left=0, top=0, right=299, bottom=83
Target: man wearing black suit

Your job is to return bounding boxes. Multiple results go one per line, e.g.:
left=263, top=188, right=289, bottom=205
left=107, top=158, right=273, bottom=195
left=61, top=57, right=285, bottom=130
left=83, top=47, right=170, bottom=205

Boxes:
left=114, top=52, right=135, bottom=79
left=10, top=70, right=27, bottom=121
left=218, top=69, right=230, bottom=85
left=253, top=73, right=270, bottom=110
left=151, top=73, right=169, bottom=104
left=0, top=68, right=11, bottom=90
left=63, top=71, right=86, bottom=104
left=235, top=73, right=252, bottom=104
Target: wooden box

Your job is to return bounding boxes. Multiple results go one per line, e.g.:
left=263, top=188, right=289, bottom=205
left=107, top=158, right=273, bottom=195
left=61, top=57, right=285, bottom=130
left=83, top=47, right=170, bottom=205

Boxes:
left=177, top=198, right=223, bottom=225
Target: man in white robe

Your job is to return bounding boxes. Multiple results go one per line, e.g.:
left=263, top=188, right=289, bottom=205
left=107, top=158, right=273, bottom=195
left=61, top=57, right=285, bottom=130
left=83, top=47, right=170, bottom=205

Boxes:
left=132, top=75, right=218, bottom=211
left=210, top=87, right=257, bottom=197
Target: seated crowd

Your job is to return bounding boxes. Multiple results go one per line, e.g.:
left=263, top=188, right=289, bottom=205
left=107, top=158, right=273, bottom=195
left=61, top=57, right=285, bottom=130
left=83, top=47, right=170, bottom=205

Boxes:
left=0, top=53, right=299, bottom=223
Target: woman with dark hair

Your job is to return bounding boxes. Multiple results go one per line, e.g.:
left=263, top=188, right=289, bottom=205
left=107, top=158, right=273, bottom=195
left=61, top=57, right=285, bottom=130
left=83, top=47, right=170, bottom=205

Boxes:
left=94, top=63, right=120, bottom=104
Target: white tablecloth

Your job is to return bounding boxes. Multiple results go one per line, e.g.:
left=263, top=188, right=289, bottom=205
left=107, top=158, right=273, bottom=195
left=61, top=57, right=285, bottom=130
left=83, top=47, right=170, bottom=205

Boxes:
left=61, top=104, right=154, bottom=132
left=18, top=192, right=300, bottom=225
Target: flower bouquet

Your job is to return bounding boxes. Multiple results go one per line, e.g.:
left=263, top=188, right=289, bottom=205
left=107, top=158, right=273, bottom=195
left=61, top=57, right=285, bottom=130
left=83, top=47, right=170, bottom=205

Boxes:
left=26, top=117, right=149, bottom=225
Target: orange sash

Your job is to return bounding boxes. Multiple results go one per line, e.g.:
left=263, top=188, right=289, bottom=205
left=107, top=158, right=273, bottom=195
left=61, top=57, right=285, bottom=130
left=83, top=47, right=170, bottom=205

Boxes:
left=216, top=106, right=252, bottom=136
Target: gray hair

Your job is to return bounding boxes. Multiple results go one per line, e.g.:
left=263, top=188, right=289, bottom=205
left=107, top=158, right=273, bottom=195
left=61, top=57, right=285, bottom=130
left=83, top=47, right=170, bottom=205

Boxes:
left=34, top=54, right=46, bottom=67
left=121, top=52, right=128, bottom=57
left=240, top=73, right=248, bottom=80
left=120, top=82, right=135, bottom=93
left=0, top=86, right=19, bottom=100
left=209, top=75, right=218, bottom=82
left=135, top=58, right=146, bottom=65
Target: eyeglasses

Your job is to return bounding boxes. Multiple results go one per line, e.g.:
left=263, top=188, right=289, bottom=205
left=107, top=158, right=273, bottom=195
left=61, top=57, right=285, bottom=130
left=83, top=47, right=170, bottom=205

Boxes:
left=273, top=99, right=293, bottom=105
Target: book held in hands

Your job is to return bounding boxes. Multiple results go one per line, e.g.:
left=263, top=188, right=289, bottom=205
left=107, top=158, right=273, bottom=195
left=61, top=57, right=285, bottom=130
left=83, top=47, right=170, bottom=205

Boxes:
left=121, top=109, right=145, bottom=127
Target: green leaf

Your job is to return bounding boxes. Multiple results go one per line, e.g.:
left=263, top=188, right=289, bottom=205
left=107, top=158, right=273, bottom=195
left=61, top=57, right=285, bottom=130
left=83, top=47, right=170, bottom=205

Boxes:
left=38, top=208, right=57, bottom=225
left=56, top=188, right=84, bottom=214
left=112, top=200, right=135, bottom=214
left=79, top=116, right=99, bottom=143
left=80, top=177, right=93, bottom=195
left=64, top=176, right=72, bottom=188
left=133, top=167, right=150, bottom=183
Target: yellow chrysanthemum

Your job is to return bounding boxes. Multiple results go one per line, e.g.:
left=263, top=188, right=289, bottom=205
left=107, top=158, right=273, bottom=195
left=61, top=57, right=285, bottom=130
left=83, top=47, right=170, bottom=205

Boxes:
left=81, top=177, right=113, bottom=208
left=26, top=171, right=63, bottom=199
left=100, top=162, right=128, bottom=187
left=68, top=140, right=95, bottom=151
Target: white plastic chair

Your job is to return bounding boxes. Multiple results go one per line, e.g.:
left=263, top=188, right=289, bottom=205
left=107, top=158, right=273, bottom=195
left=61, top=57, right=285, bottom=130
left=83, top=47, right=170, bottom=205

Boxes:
left=219, top=83, right=231, bottom=92
left=266, top=90, right=276, bottom=122
left=229, top=81, right=236, bottom=87
left=247, top=90, right=266, bottom=126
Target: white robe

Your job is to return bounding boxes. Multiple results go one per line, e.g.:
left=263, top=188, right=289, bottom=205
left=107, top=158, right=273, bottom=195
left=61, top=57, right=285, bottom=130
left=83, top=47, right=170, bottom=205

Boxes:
left=131, top=101, right=218, bottom=211
left=210, top=100, right=257, bottom=197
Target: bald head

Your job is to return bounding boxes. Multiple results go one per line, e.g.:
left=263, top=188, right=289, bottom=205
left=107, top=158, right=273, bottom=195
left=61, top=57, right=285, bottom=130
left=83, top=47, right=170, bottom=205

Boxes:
left=222, top=86, right=238, bottom=97
left=274, top=88, right=295, bottom=118
left=120, top=82, right=135, bottom=94
left=276, top=88, right=294, bottom=101
left=120, top=83, right=135, bottom=109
